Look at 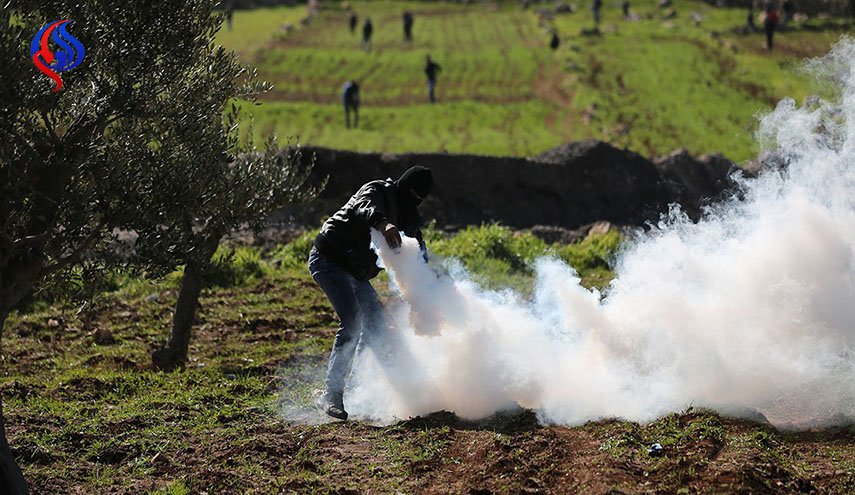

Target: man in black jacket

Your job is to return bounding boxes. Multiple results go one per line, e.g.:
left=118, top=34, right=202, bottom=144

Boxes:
left=424, top=56, right=441, bottom=103
left=309, top=166, right=433, bottom=420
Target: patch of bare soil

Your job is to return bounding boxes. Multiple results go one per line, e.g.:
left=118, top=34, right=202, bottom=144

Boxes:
left=13, top=387, right=854, bottom=494
left=533, top=64, right=576, bottom=138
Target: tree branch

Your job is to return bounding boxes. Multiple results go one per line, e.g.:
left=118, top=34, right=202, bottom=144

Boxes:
left=12, top=232, right=50, bottom=249
left=39, top=220, right=108, bottom=279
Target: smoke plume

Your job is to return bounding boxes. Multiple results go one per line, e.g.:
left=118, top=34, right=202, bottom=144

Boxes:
left=342, top=40, right=855, bottom=428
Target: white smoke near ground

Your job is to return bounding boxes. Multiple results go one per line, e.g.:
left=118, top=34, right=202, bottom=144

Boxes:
left=338, top=39, right=855, bottom=428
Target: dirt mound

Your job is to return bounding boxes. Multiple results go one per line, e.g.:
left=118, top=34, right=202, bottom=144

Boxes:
left=702, top=0, right=853, bottom=16
left=273, top=141, right=746, bottom=231
left=653, top=148, right=748, bottom=219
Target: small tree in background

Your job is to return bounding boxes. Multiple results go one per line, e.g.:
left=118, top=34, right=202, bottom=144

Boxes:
left=0, top=1, right=317, bottom=491
left=149, top=146, right=319, bottom=371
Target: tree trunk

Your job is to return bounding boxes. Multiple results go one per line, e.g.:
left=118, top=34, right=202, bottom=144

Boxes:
left=152, top=231, right=223, bottom=371
left=0, top=310, right=29, bottom=495
left=151, top=261, right=205, bottom=371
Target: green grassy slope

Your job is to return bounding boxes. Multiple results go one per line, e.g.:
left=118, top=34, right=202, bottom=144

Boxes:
left=214, top=5, right=308, bottom=56
left=219, top=0, right=851, bottom=161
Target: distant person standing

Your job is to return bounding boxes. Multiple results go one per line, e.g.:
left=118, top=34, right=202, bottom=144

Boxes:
left=349, top=11, right=358, bottom=34
left=622, top=1, right=630, bottom=19
left=403, top=11, right=414, bottom=43
left=224, top=0, right=234, bottom=31
left=592, top=0, right=603, bottom=27
left=747, top=5, right=756, bottom=31
left=550, top=31, right=560, bottom=50
left=424, top=55, right=441, bottom=103
left=362, top=18, right=374, bottom=50
left=781, top=0, right=793, bottom=25
left=764, top=3, right=779, bottom=51
left=342, top=80, right=360, bottom=128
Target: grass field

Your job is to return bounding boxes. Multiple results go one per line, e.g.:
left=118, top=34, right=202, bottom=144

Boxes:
left=218, top=0, right=852, bottom=162
left=4, top=227, right=853, bottom=493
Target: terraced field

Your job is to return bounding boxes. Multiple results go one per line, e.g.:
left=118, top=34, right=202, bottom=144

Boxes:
left=220, top=0, right=852, bottom=161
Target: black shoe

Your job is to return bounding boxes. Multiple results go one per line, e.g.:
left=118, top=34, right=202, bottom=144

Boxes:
left=322, top=391, right=348, bottom=420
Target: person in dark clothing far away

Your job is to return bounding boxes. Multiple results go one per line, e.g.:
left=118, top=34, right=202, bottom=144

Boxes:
left=425, top=55, right=441, bottom=103
left=362, top=17, right=373, bottom=50
left=342, top=80, right=360, bottom=128
left=349, top=11, right=358, bottom=34
left=764, top=3, right=779, bottom=51
left=550, top=31, right=560, bottom=50
left=403, top=11, right=414, bottom=43
left=781, top=0, right=793, bottom=25
left=622, top=1, right=630, bottom=19
left=747, top=5, right=756, bottom=31
left=310, top=166, right=433, bottom=420
left=592, top=0, right=603, bottom=27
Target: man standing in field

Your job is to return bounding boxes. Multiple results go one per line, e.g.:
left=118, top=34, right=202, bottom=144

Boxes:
left=342, top=80, right=360, bottom=128
left=424, top=55, right=441, bottom=103
left=309, top=166, right=433, bottom=420
left=403, top=11, right=414, bottom=43
left=362, top=17, right=374, bottom=50
left=592, top=0, right=603, bottom=27
left=764, top=3, right=779, bottom=51
left=349, top=11, right=358, bottom=34
left=781, top=0, right=793, bottom=25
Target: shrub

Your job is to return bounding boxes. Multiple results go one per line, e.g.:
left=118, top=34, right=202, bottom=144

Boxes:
left=273, top=230, right=317, bottom=268
left=554, top=229, right=622, bottom=273
left=429, top=224, right=622, bottom=290
left=207, top=246, right=266, bottom=288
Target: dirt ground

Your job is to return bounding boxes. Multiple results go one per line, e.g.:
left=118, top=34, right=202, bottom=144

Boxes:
left=3, top=268, right=853, bottom=494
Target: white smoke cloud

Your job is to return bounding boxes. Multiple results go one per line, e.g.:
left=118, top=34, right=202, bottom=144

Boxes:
left=341, top=39, right=855, bottom=428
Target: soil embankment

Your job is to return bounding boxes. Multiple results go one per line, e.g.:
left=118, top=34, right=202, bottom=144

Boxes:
left=274, top=140, right=747, bottom=230
left=703, top=0, right=853, bottom=16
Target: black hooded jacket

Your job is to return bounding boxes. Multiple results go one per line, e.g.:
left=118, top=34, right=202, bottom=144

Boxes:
left=314, top=178, right=426, bottom=280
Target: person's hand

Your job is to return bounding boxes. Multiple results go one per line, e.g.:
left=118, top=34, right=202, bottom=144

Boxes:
left=376, top=220, right=402, bottom=250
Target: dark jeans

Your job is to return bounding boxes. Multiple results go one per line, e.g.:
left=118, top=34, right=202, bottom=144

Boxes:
left=344, top=102, right=359, bottom=128
left=427, top=79, right=436, bottom=103
left=308, top=246, right=385, bottom=395
left=765, top=24, right=775, bottom=50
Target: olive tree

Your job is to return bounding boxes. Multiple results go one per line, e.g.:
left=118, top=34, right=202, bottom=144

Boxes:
left=149, top=145, right=318, bottom=371
left=0, top=1, right=315, bottom=491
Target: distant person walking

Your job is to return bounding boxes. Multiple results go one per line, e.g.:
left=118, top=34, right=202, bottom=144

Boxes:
left=622, top=1, right=630, bottom=19
left=550, top=31, right=560, bottom=50
left=403, top=11, right=414, bottom=43
left=342, top=80, right=360, bottom=128
left=424, top=55, right=441, bottom=103
left=592, top=0, right=603, bottom=27
left=764, top=3, right=779, bottom=51
left=362, top=18, right=373, bottom=50
left=349, top=11, right=358, bottom=34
